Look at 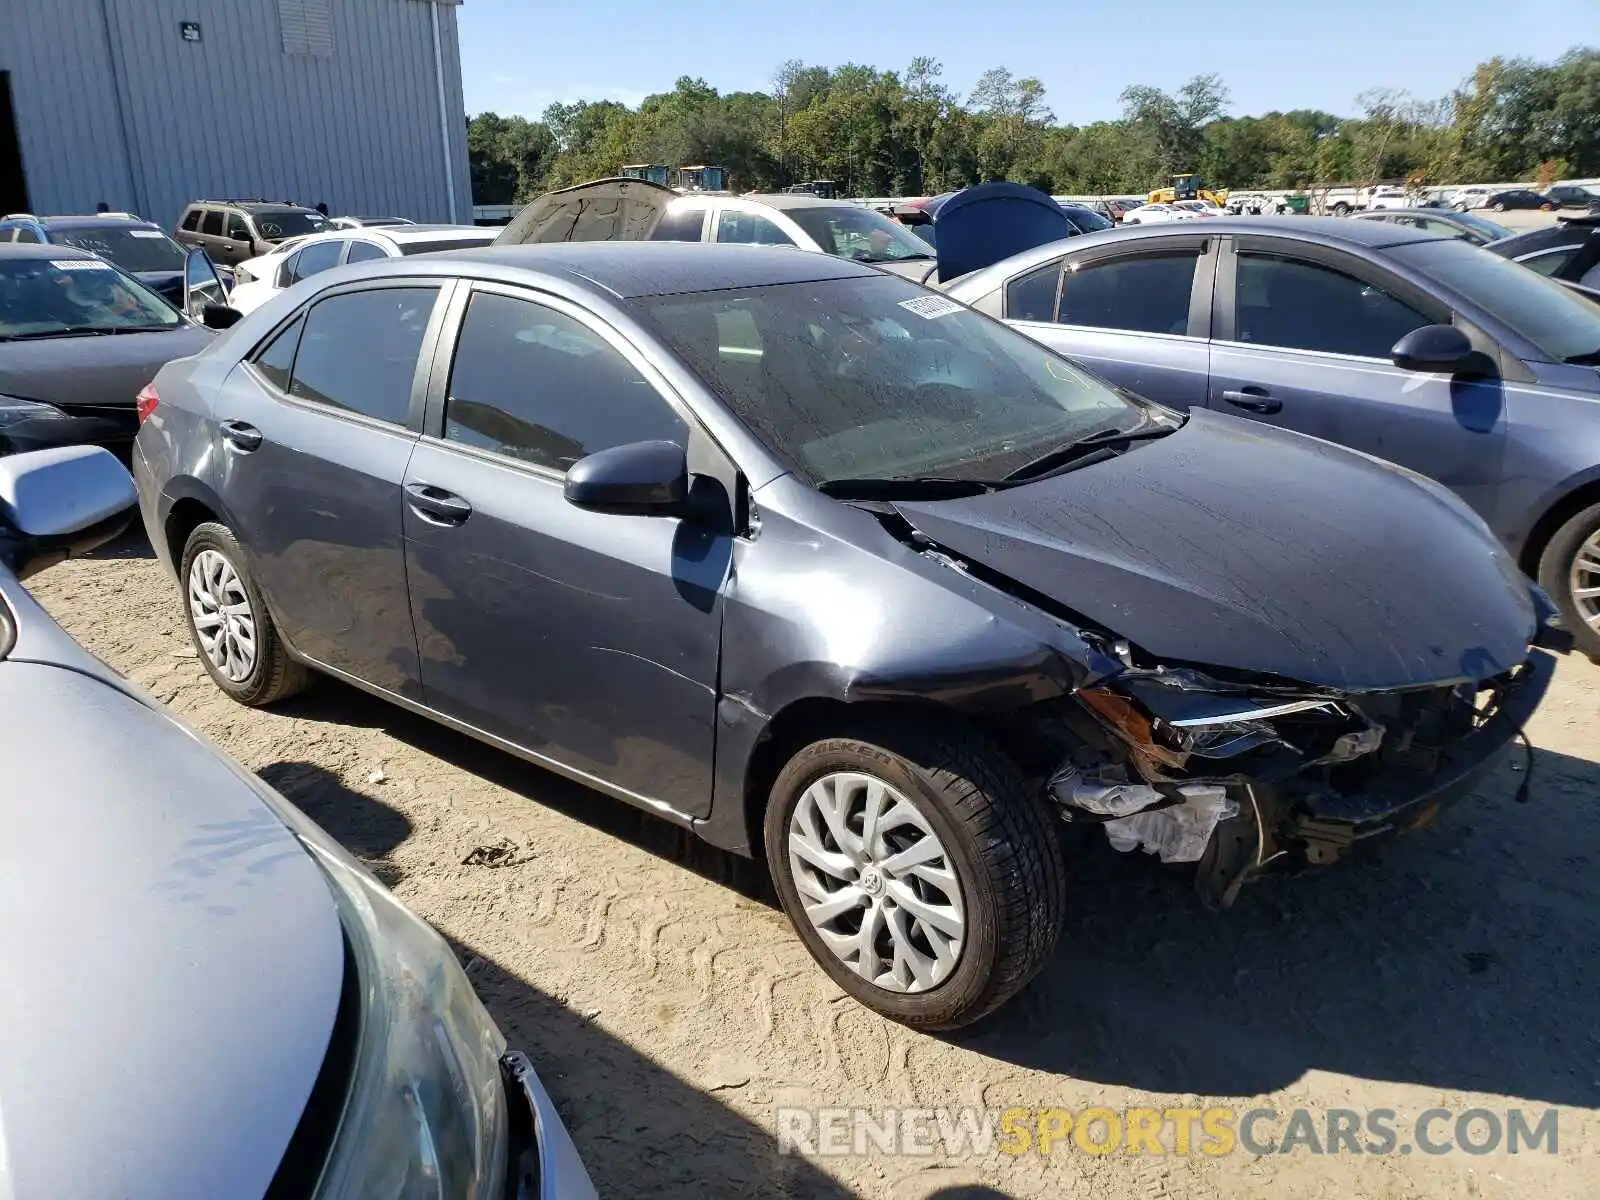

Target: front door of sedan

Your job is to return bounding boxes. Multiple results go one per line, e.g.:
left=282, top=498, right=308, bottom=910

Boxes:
left=1208, top=236, right=1506, bottom=519
left=999, top=238, right=1216, bottom=408
left=214, top=282, right=448, bottom=699
left=400, top=285, right=732, bottom=817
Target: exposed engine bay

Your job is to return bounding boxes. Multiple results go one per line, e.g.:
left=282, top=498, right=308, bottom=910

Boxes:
left=1032, top=649, right=1556, bottom=907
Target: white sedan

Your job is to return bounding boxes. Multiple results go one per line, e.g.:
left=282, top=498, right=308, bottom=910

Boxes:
left=1120, top=202, right=1201, bottom=225
left=226, top=224, right=497, bottom=315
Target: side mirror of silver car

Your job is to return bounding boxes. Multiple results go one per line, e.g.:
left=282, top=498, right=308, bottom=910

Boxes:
left=0, top=446, right=137, bottom=579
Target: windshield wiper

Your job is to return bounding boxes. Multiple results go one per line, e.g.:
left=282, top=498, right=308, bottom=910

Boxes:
left=0, top=328, right=115, bottom=341
left=1565, top=348, right=1600, bottom=365
left=1002, top=419, right=1179, bottom=484
left=817, top=476, right=997, bottom=500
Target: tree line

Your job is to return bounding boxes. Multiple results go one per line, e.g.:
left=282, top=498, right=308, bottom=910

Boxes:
left=468, top=47, right=1599, bottom=204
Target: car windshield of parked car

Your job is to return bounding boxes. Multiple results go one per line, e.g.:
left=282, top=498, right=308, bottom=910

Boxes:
left=51, top=225, right=187, bottom=273
left=0, top=257, right=182, bottom=338
left=1391, top=238, right=1600, bottom=364
left=785, top=206, right=934, bottom=262
left=1063, top=206, right=1114, bottom=232
left=637, top=274, right=1146, bottom=484
left=1453, top=212, right=1512, bottom=241
left=251, top=209, right=332, bottom=240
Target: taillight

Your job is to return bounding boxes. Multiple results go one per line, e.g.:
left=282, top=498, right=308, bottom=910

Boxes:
left=136, top=382, right=159, bottom=424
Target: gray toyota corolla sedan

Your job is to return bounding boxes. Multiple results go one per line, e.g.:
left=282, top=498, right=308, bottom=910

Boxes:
left=0, top=446, right=595, bottom=1198
left=134, top=243, right=1567, bottom=1030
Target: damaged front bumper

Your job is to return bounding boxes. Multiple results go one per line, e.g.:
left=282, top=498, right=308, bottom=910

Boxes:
left=1042, top=647, right=1559, bottom=906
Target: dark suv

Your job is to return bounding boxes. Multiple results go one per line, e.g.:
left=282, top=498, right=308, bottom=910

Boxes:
left=1543, top=184, right=1600, bottom=212
left=0, top=212, right=191, bottom=305
left=174, top=200, right=333, bottom=267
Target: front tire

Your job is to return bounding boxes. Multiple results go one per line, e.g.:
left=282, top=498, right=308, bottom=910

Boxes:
left=1537, top=501, right=1600, bottom=661
left=180, top=522, right=309, bottom=705
left=1492, top=201, right=1507, bottom=212
left=764, top=718, right=1065, bottom=1031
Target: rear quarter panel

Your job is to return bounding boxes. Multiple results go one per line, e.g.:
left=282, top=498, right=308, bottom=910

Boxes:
left=1497, top=369, right=1600, bottom=561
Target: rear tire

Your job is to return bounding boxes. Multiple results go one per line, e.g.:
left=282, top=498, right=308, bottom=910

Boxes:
left=1537, top=502, right=1600, bottom=661
left=180, top=522, right=309, bottom=706
left=1492, top=201, right=1507, bottom=212
left=764, top=716, right=1065, bottom=1031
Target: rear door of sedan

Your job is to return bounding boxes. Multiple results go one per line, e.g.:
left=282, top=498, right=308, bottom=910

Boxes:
left=1208, top=234, right=1507, bottom=518
left=213, top=280, right=451, bottom=698
left=398, top=282, right=735, bottom=818
left=994, top=235, right=1217, bottom=408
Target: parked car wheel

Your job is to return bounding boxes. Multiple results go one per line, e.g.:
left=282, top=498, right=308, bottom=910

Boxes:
left=181, top=522, right=309, bottom=705
left=1491, top=201, right=1508, bottom=212
left=1540, top=202, right=1556, bottom=212
left=1331, top=202, right=1351, bottom=216
left=1538, top=502, right=1600, bottom=661
left=764, top=717, right=1065, bottom=1031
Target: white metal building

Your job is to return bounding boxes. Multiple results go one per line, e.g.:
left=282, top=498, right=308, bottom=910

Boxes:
left=1, top=0, right=472, bottom=226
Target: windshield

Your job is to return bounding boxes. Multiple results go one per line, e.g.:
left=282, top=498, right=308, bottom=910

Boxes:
left=636, top=274, right=1144, bottom=484
left=1391, top=238, right=1600, bottom=364
left=51, top=225, right=186, bottom=273
left=785, top=206, right=934, bottom=263
left=1447, top=211, right=1512, bottom=241
left=1063, top=206, right=1114, bottom=232
left=0, top=257, right=182, bottom=337
left=250, top=209, right=332, bottom=241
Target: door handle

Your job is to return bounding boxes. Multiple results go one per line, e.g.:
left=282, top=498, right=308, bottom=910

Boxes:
left=1220, top=388, right=1283, bottom=415
left=405, top=482, right=472, bottom=526
left=220, top=419, right=262, bottom=451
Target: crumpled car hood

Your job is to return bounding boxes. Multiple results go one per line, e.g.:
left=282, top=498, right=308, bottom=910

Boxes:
left=492, top=177, right=678, bottom=246
left=894, top=410, right=1536, bottom=692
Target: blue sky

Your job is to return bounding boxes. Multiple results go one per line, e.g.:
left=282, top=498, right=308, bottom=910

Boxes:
left=457, top=0, right=1579, bottom=125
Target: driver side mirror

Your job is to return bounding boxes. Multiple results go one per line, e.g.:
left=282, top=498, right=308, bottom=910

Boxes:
left=564, top=440, right=688, bottom=517
left=201, top=303, right=242, bottom=330
left=1391, top=324, right=1492, bottom=375
left=0, top=446, right=136, bottom=580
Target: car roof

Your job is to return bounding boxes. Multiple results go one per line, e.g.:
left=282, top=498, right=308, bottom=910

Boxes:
left=944, top=215, right=1451, bottom=294
left=730, top=194, right=865, bottom=212
left=35, top=215, right=163, bottom=231
left=384, top=241, right=877, bottom=298
left=380, top=225, right=496, bottom=242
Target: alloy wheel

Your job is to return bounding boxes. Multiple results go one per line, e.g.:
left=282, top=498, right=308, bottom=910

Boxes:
left=787, top=771, right=965, bottom=993
left=1572, top=530, right=1600, bottom=635
left=188, top=549, right=258, bottom=682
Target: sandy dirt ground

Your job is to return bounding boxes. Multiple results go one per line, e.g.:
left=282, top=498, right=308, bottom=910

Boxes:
left=29, top=533, right=1600, bottom=1199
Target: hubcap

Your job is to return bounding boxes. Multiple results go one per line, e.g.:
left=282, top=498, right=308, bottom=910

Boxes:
left=787, top=771, right=965, bottom=994
left=1572, top=530, right=1600, bottom=635
left=188, top=549, right=258, bottom=683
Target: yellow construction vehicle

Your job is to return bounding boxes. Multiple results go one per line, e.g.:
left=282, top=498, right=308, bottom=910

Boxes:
left=1147, top=173, right=1229, bottom=208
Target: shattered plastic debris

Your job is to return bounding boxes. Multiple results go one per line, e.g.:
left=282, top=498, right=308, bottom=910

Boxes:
left=1048, top=764, right=1163, bottom=818
left=1103, top=784, right=1238, bottom=863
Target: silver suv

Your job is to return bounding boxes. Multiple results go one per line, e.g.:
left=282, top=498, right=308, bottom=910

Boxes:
left=175, top=199, right=334, bottom=267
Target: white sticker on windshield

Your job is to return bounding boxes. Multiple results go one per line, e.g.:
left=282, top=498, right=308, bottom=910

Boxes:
left=898, top=294, right=964, bottom=320
left=128, top=230, right=166, bottom=238
left=50, top=259, right=113, bottom=269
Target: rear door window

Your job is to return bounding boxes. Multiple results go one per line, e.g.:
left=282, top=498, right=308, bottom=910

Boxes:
left=715, top=210, right=794, bottom=246
left=1234, top=252, right=1430, bottom=357
left=201, top=210, right=224, bottom=237
left=251, top=315, right=305, bottom=392
left=288, top=287, right=438, bottom=425
left=1056, top=250, right=1200, bottom=336
left=443, top=291, right=686, bottom=471
left=651, top=206, right=707, bottom=242
left=1005, top=260, right=1063, bottom=321
left=287, top=240, right=343, bottom=285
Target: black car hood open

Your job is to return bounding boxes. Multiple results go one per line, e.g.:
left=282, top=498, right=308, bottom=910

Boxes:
left=894, top=410, right=1537, bottom=692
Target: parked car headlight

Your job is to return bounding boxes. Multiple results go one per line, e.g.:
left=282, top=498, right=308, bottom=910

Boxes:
left=0, top=395, right=71, bottom=427
left=306, top=842, right=508, bottom=1200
